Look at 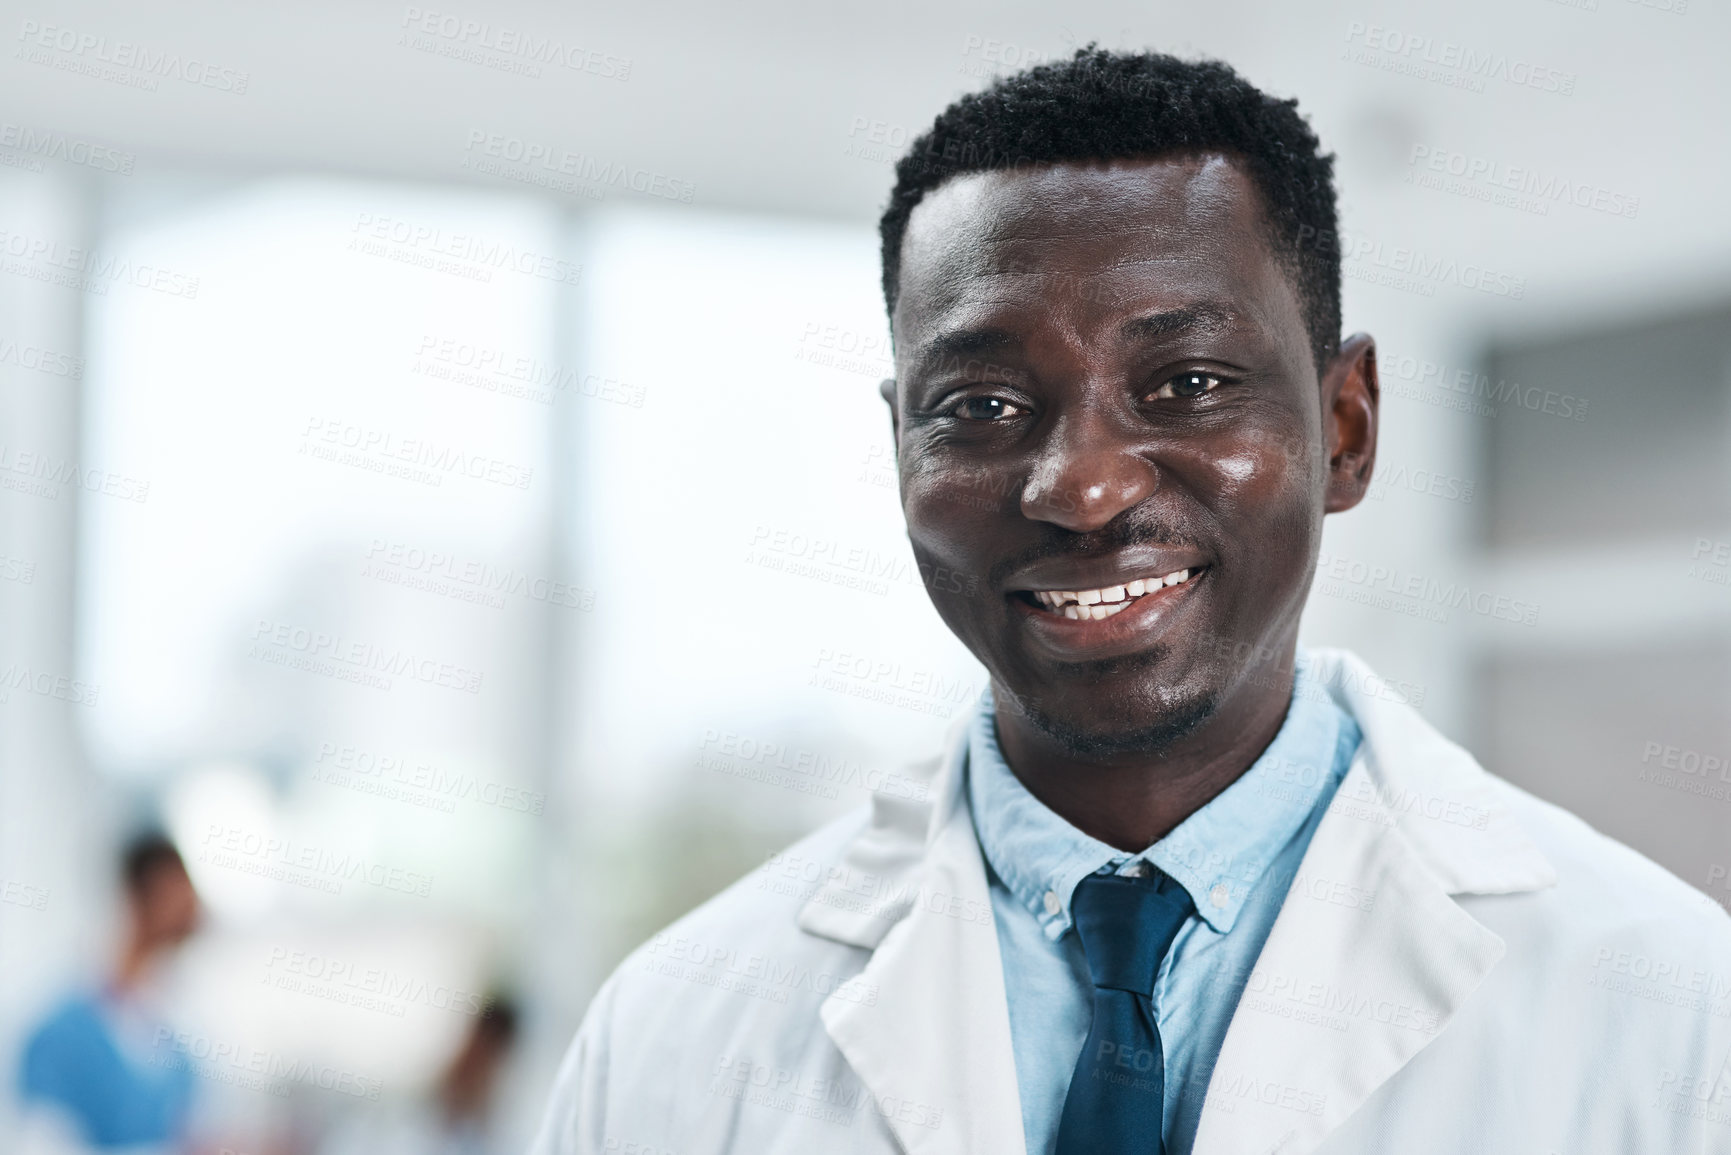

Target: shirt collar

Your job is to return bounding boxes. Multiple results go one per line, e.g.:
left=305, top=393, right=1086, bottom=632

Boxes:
left=966, top=651, right=1361, bottom=939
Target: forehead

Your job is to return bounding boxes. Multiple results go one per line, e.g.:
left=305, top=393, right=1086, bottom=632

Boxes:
left=894, top=154, right=1293, bottom=347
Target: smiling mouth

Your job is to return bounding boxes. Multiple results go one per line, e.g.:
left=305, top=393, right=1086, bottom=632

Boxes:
left=1018, top=566, right=1207, bottom=620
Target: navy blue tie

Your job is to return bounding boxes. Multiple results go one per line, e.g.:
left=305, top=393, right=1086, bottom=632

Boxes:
left=1054, top=870, right=1195, bottom=1155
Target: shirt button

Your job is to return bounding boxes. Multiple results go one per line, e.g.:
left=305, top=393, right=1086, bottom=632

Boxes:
left=1043, top=890, right=1061, bottom=916
left=1209, top=883, right=1230, bottom=909
left=1121, top=861, right=1150, bottom=878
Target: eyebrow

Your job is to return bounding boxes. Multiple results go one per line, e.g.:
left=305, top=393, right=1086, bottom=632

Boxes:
left=908, top=301, right=1242, bottom=381
left=906, top=328, right=1019, bottom=381
left=1118, top=302, right=1239, bottom=343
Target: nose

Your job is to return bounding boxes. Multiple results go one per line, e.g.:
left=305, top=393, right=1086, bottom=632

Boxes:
left=1019, top=411, right=1159, bottom=533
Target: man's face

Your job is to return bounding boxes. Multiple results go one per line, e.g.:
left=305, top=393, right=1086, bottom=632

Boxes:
left=135, top=862, right=201, bottom=948
left=888, top=154, right=1373, bottom=753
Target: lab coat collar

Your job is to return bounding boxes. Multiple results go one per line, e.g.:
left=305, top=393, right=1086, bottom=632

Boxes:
left=797, top=647, right=1557, bottom=1155
left=817, top=777, right=1027, bottom=1154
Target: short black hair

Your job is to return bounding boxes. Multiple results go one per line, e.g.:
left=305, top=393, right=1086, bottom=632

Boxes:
left=879, top=48, right=1341, bottom=371
left=121, top=832, right=185, bottom=896
left=475, top=995, right=519, bottom=1043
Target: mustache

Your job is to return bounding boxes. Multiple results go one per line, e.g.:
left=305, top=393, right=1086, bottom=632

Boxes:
left=985, top=517, right=1201, bottom=589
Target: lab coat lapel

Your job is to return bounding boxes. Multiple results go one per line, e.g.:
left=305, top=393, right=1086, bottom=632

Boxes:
left=802, top=720, right=1027, bottom=1155
left=1190, top=650, right=1556, bottom=1155
left=1189, top=753, right=1506, bottom=1155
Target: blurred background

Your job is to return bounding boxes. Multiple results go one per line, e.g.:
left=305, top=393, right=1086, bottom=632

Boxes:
left=1, top=0, right=1727, bottom=1151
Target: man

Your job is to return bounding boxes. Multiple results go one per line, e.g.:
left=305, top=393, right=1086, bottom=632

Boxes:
left=19, top=834, right=201, bottom=1153
left=532, top=50, right=1731, bottom=1154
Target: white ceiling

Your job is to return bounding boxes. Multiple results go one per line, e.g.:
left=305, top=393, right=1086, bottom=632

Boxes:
left=8, top=0, right=1731, bottom=339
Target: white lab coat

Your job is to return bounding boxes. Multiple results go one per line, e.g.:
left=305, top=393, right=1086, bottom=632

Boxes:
left=532, top=649, right=1731, bottom=1154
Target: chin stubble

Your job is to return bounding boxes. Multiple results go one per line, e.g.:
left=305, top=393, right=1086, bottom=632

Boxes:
left=1009, top=677, right=1224, bottom=760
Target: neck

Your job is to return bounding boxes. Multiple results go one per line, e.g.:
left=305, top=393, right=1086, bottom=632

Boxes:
left=112, top=933, right=157, bottom=994
left=993, top=655, right=1297, bottom=852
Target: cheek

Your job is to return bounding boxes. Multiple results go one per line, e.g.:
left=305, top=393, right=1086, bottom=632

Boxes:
left=901, top=460, right=1017, bottom=557
left=1208, top=448, right=1261, bottom=488
left=1187, top=439, right=1323, bottom=552
left=1197, top=444, right=1302, bottom=503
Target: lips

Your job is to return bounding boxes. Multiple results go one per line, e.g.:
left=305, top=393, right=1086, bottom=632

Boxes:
left=1007, top=561, right=1211, bottom=660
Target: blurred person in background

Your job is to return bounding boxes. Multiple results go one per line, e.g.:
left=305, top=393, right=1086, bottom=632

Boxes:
left=315, top=996, right=519, bottom=1155
left=18, top=833, right=200, bottom=1154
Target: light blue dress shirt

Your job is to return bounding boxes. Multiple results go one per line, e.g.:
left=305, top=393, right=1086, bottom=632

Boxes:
left=967, top=652, right=1362, bottom=1155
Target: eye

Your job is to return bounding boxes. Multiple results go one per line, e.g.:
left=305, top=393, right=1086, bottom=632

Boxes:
left=950, top=396, right=1027, bottom=421
left=1149, top=371, right=1224, bottom=400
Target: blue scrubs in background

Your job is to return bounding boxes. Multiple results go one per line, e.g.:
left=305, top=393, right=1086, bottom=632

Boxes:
left=20, top=991, right=194, bottom=1150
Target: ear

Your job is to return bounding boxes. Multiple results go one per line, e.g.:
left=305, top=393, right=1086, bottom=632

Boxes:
left=879, top=377, right=900, bottom=446
left=1321, top=333, right=1379, bottom=514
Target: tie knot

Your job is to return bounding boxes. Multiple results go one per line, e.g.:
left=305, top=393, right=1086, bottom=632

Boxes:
left=1069, top=871, right=1194, bottom=994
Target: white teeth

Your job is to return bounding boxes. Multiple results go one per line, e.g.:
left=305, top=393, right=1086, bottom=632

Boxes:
left=1029, top=566, right=1202, bottom=617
